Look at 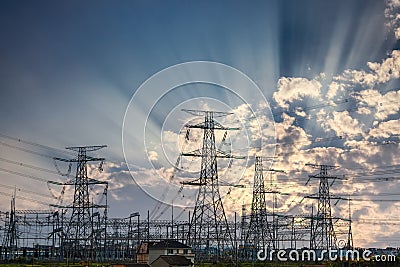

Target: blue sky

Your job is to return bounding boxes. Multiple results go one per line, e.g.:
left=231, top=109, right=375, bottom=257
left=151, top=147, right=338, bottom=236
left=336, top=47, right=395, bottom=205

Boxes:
left=1, top=0, right=400, bottom=247
left=0, top=0, right=395, bottom=158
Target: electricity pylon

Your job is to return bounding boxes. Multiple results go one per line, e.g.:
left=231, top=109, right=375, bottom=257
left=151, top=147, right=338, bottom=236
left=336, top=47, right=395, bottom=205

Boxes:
left=347, top=197, right=353, bottom=249
left=245, top=156, right=271, bottom=254
left=306, top=163, right=340, bottom=250
left=181, top=109, right=244, bottom=262
left=246, top=156, right=284, bottom=257
left=53, top=145, right=108, bottom=261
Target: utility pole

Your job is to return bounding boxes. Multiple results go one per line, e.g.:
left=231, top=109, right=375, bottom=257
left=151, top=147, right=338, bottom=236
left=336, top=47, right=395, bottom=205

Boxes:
left=147, top=210, right=150, bottom=242
left=239, top=204, right=247, bottom=261
left=234, top=211, right=238, bottom=267
left=2, top=189, right=17, bottom=260
left=171, top=201, right=174, bottom=239
left=53, top=145, right=108, bottom=261
left=180, top=109, right=244, bottom=262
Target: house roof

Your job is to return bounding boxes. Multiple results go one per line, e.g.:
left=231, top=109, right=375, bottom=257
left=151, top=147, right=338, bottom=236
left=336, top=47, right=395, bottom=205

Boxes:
left=153, top=255, right=192, bottom=266
left=149, top=240, right=191, bottom=249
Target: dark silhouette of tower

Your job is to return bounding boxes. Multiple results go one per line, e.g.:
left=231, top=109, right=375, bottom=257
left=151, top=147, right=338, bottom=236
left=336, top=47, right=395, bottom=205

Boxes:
left=181, top=109, right=243, bottom=262
left=54, top=145, right=107, bottom=261
left=347, top=197, right=353, bottom=249
left=2, top=190, right=17, bottom=260
left=245, top=156, right=272, bottom=254
left=306, top=164, right=338, bottom=250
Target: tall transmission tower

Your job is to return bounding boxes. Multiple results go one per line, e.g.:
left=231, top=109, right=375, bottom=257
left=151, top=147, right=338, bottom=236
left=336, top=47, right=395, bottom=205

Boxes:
left=306, top=163, right=340, bottom=250
left=180, top=109, right=244, bottom=262
left=265, top=166, right=285, bottom=251
left=245, top=157, right=272, bottom=254
left=53, top=145, right=108, bottom=261
left=246, top=156, right=284, bottom=255
left=346, top=197, right=353, bottom=249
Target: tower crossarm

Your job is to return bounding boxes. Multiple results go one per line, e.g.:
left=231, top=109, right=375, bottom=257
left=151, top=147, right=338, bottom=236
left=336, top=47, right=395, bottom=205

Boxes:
left=305, top=163, right=338, bottom=170
left=181, top=149, right=245, bottom=159
left=66, top=145, right=107, bottom=152
left=53, top=156, right=105, bottom=163
left=57, top=178, right=108, bottom=185
left=184, top=122, right=240, bottom=131
left=182, top=109, right=234, bottom=118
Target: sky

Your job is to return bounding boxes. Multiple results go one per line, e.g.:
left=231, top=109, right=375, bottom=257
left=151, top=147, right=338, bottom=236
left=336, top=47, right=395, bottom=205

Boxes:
left=0, top=0, right=400, bottom=248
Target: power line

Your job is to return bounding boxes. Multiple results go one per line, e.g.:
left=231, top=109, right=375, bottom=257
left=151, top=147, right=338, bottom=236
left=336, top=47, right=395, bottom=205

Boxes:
left=272, top=98, right=356, bottom=118
left=0, top=157, right=65, bottom=176
left=0, top=140, right=57, bottom=159
left=0, top=166, right=62, bottom=184
left=0, top=132, right=75, bottom=156
left=0, top=183, right=54, bottom=199
left=0, top=190, right=50, bottom=206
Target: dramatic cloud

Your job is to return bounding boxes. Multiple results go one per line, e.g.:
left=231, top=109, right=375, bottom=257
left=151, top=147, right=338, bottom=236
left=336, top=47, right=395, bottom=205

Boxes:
left=273, top=77, right=322, bottom=109
left=354, top=89, right=400, bottom=120
left=335, top=50, right=400, bottom=87
left=385, top=0, right=400, bottom=39
left=369, top=119, right=400, bottom=138
left=326, top=81, right=345, bottom=99
left=321, top=110, right=364, bottom=137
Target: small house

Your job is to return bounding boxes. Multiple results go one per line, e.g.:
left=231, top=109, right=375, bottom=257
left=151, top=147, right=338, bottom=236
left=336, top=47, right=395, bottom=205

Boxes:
left=137, top=240, right=194, bottom=265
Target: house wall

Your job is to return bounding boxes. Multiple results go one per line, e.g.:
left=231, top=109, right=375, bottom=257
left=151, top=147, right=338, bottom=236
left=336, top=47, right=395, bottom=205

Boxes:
left=137, top=253, right=149, bottom=264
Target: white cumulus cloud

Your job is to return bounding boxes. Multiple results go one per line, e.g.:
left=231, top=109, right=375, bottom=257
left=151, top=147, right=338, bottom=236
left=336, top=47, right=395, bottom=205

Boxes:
left=385, top=0, right=400, bottom=39
left=321, top=110, right=364, bottom=137
left=273, top=77, right=322, bottom=109
left=336, top=50, right=400, bottom=87
left=369, top=120, right=400, bottom=138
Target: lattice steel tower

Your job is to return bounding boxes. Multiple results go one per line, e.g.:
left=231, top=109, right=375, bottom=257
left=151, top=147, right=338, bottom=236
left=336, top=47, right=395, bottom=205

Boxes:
left=306, top=163, right=338, bottom=250
left=181, top=109, right=243, bottom=262
left=347, top=197, right=353, bottom=249
left=54, top=145, right=107, bottom=260
left=245, top=156, right=272, bottom=252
